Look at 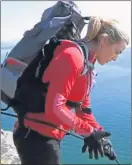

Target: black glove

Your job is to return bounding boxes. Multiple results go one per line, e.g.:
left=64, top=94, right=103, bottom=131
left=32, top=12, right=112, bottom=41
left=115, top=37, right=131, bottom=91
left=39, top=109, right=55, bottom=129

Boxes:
left=101, top=138, right=116, bottom=160
left=82, top=130, right=111, bottom=159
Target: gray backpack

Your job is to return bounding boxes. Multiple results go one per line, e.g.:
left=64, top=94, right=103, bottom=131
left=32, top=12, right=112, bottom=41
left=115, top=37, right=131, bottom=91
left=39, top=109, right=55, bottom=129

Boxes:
left=1, top=1, right=90, bottom=111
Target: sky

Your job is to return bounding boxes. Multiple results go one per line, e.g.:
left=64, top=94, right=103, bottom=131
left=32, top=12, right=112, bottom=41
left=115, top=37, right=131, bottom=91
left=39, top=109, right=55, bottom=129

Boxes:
left=1, top=1, right=131, bottom=46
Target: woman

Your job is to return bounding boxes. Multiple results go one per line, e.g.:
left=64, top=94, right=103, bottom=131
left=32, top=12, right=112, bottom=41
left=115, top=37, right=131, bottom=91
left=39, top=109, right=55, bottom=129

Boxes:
left=13, top=16, right=129, bottom=164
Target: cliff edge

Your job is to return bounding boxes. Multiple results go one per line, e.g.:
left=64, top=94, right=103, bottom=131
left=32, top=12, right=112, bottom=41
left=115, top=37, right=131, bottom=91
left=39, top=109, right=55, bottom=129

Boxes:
left=1, top=129, right=21, bottom=164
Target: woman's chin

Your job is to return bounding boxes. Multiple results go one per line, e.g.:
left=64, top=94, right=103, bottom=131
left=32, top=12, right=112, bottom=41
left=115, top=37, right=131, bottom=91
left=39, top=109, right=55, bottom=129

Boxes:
left=97, top=60, right=106, bottom=65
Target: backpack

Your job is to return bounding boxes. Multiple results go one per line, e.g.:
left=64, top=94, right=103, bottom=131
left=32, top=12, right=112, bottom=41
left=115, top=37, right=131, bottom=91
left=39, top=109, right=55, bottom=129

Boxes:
left=1, top=1, right=92, bottom=117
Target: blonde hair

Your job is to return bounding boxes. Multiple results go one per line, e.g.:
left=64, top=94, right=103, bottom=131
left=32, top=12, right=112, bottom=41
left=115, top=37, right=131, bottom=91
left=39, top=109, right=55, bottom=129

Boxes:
left=85, top=16, right=129, bottom=45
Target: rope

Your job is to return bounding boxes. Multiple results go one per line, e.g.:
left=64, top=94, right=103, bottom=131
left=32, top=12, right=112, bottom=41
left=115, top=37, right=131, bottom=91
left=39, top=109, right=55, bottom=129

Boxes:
left=1, top=112, right=83, bottom=140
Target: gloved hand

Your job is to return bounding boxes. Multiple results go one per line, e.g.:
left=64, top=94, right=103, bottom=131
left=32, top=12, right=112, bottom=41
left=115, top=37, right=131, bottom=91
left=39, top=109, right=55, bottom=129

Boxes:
left=82, top=130, right=111, bottom=159
left=101, top=138, right=116, bottom=160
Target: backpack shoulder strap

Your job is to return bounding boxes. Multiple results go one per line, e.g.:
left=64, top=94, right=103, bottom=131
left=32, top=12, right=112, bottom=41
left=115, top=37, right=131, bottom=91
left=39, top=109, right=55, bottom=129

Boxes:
left=75, top=41, right=95, bottom=75
left=36, top=38, right=61, bottom=80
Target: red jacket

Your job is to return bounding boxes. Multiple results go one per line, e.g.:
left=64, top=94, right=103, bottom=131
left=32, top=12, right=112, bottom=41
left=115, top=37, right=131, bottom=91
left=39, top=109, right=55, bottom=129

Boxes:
left=19, top=40, right=103, bottom=140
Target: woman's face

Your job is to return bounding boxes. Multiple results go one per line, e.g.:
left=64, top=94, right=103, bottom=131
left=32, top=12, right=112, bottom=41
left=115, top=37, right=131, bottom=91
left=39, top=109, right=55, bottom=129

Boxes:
left=96, top=36, right=127, bottom=65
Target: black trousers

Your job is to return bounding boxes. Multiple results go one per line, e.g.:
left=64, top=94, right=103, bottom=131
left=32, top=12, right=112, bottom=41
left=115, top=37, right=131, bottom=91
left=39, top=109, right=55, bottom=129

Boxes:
left=13, top=127, right=61, bottom=165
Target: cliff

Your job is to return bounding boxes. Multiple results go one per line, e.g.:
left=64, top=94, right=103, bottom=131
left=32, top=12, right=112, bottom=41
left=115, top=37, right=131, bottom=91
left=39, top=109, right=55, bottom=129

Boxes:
left=1, top=129, right=21, bottom=164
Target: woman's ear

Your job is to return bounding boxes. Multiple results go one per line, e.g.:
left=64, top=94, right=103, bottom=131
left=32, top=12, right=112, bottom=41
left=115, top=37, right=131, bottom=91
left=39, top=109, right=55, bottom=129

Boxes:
left=98, top=33, right=109, bottom=46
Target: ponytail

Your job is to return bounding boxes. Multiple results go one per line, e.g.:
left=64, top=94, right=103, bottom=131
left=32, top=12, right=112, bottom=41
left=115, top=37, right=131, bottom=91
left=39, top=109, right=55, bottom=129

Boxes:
left=87, top=16, right=103, bottom=41
left=81, top=16, right=129, bottom=45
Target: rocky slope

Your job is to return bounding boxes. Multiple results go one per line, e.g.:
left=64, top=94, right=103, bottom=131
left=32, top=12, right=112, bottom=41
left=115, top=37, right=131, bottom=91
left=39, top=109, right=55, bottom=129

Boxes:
left=1, top=130, right=21, bottom=164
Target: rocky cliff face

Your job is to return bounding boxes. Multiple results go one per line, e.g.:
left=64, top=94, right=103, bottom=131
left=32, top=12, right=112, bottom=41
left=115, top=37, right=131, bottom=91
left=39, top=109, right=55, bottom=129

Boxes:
left=1, top=130, right=21, bottom=164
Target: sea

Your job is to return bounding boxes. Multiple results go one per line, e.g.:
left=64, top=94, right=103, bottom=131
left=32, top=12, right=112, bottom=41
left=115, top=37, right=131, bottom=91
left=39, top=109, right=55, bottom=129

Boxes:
left=1, top=43, right=131, bottom=164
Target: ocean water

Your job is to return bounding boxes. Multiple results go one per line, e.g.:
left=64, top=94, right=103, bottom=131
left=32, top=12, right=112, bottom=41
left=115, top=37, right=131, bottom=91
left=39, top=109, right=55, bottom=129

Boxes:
left=1, top=46, right=131, bottom=164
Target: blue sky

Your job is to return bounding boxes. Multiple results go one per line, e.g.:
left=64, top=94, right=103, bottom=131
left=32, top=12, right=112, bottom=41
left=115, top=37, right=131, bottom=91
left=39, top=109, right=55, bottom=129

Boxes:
left=1, top=1, right=131, bottom=46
